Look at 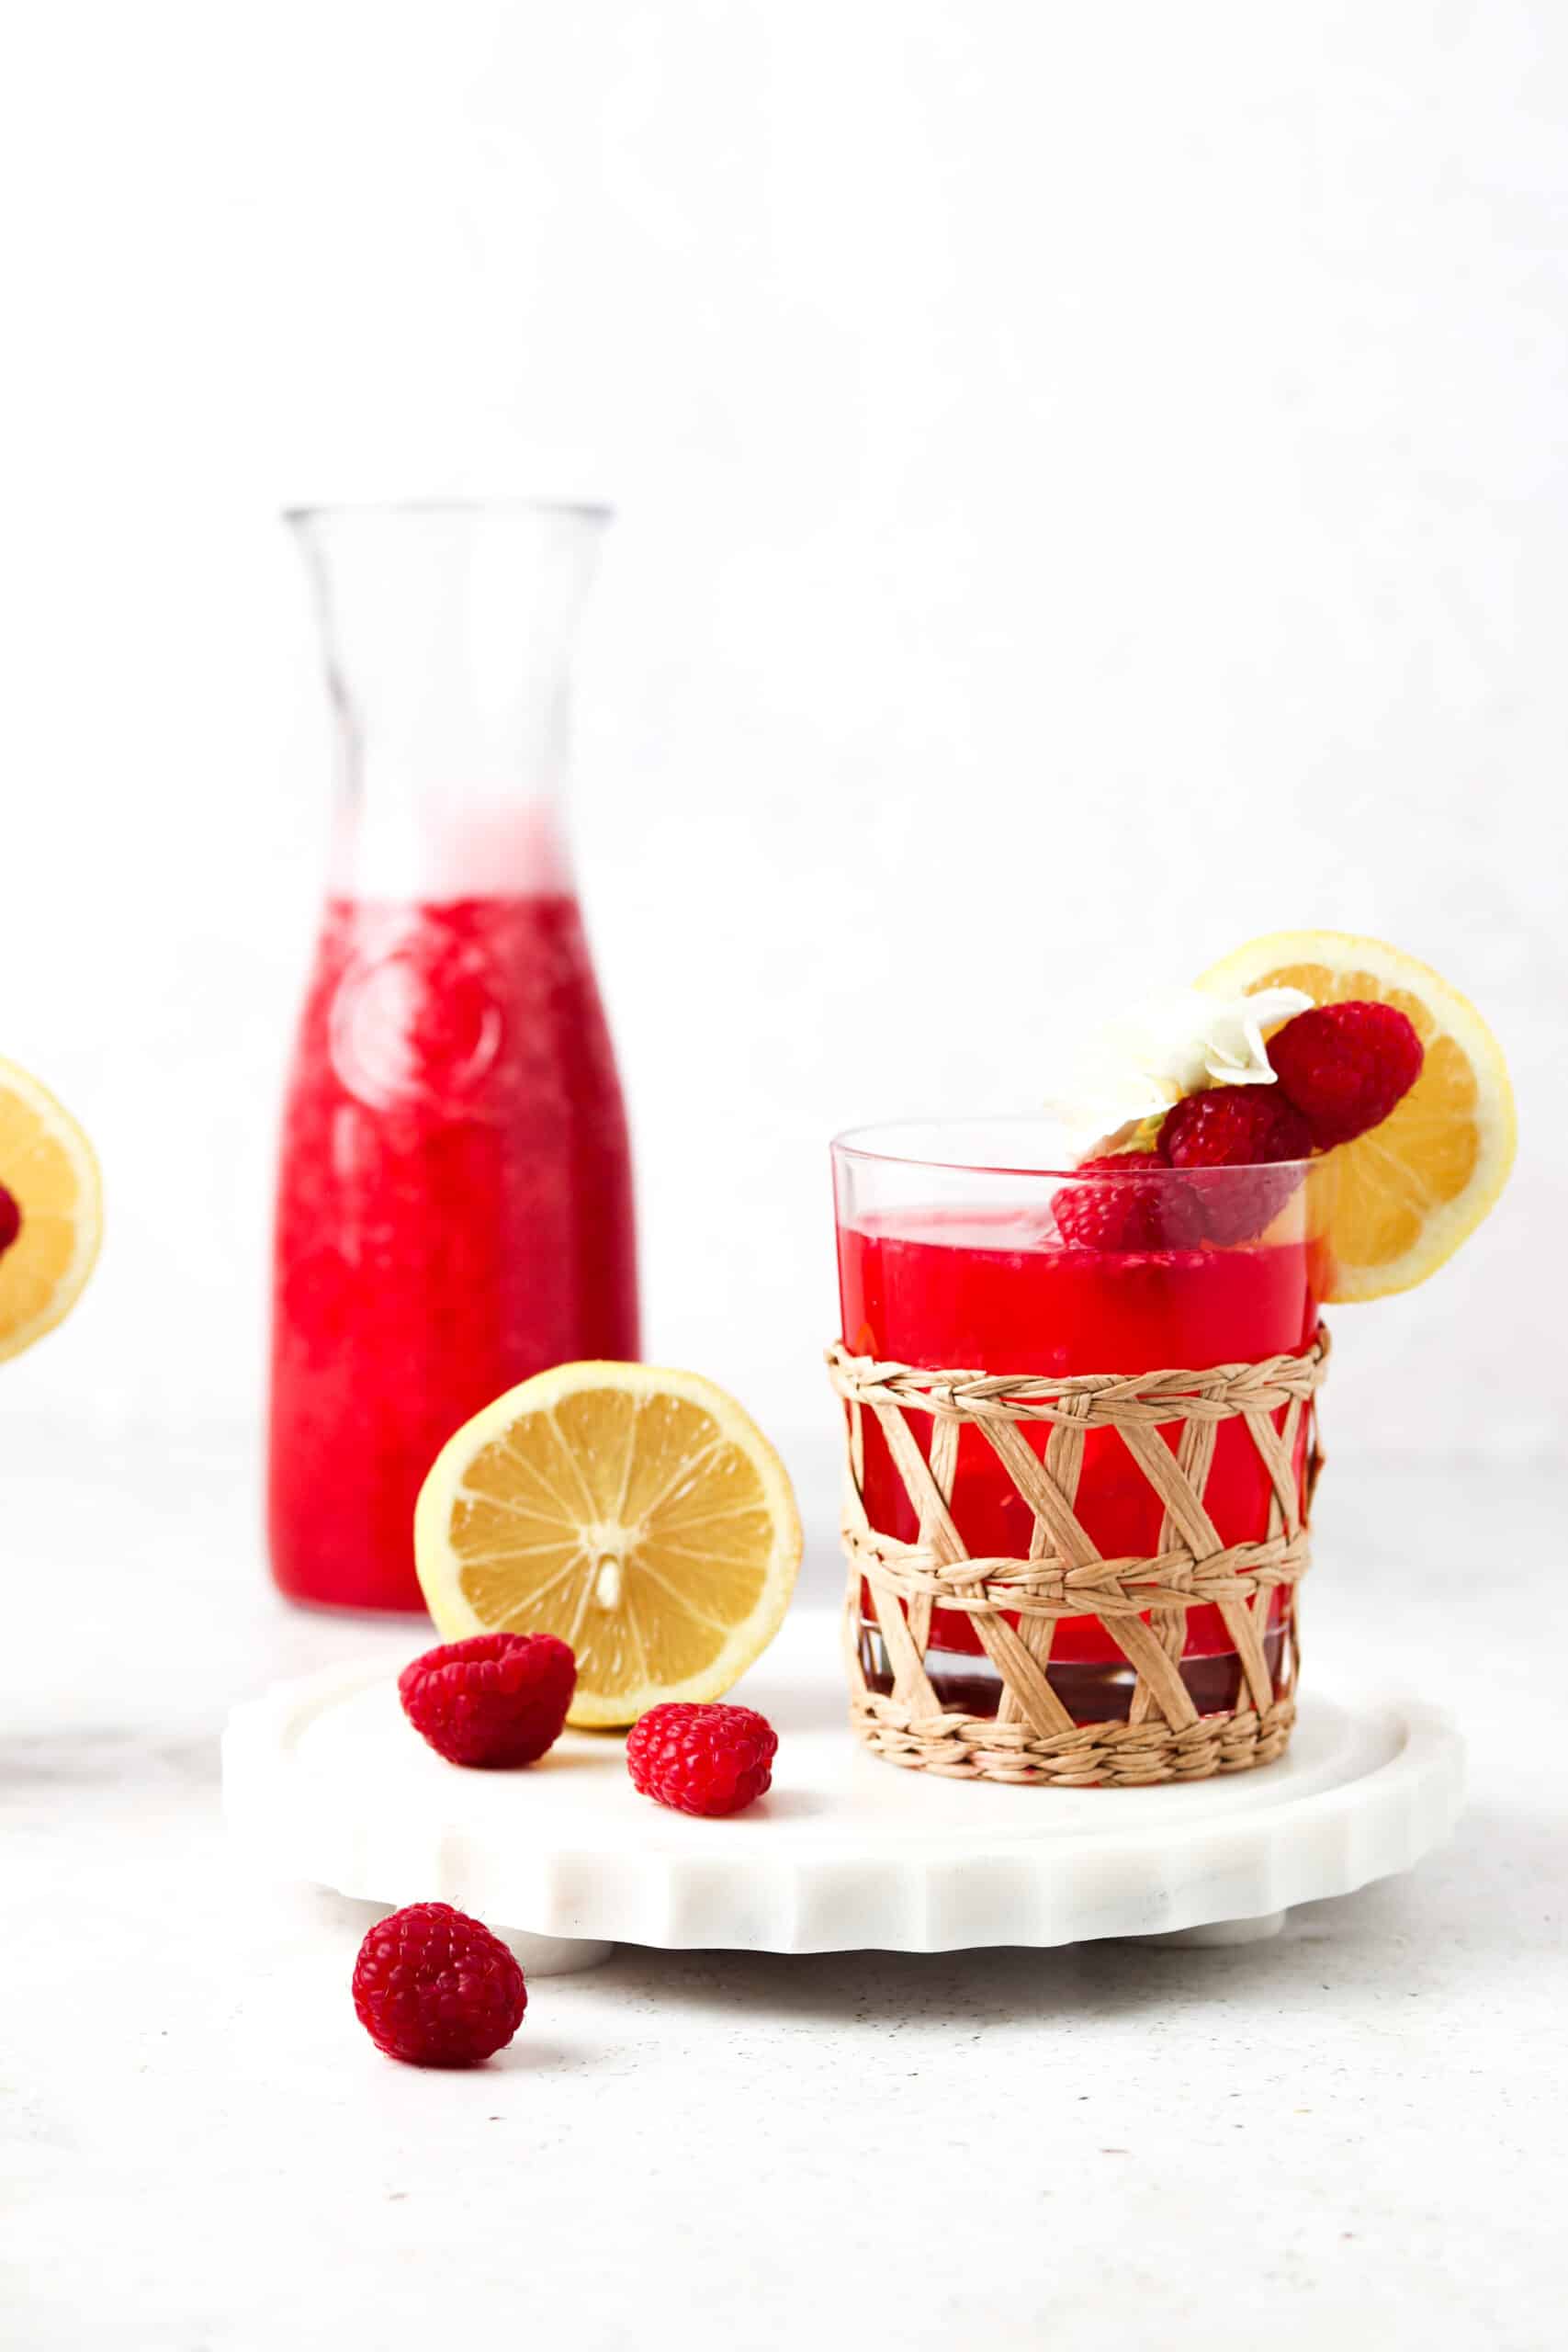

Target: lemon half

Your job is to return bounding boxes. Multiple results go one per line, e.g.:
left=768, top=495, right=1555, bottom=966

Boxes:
left=414, top=1361, right=803, bottom=1726
left=0, top=1055, right=102, bottom=1363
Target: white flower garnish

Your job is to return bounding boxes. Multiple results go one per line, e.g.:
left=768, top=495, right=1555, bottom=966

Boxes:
left=1043, top=984, right=1314, bottom=1156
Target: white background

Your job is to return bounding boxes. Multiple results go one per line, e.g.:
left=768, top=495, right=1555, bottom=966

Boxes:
left=2, top=0, right=1564, bottom=1483
left=4, top=17, right=1566, bottom=2349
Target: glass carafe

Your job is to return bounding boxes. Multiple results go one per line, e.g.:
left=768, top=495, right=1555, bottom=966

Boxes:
left=269, top=501, right=638, bottom=1611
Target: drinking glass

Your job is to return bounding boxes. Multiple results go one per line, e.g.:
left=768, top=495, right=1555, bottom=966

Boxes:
left=832, top=1119, right=1323, bottom=1732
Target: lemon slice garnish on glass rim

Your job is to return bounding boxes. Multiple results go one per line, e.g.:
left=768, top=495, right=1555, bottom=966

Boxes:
left=414, top=1361, right=803, bottom=1727
left=1196, top=930, right=1516, bottom=1303
left=0, top=1054, right=102, bottom=1363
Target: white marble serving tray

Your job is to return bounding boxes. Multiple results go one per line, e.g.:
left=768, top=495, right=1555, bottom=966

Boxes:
left=222, top=1610, right=1462, bottom=1973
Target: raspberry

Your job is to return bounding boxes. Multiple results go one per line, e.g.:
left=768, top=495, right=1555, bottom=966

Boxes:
left=1052, top=1153, right=1206, bottom=1253
left=398, top=1632, right=576, bottom=1769
left=1267, top=1000, right=1424, bottom=1148
left=352, top=1901, right=526, bottom=2067
left=0, top=1184, right=19, bottom=1259
left=626, top=1702, right=778, bottom=1818
left=1158, top=1086, right=1314, bottom=1247
left=1159, top=1084, right=1312, bottom=1168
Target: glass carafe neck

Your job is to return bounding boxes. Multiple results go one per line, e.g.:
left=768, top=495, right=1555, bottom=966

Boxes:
left=290, top=500, right=609, bottom=901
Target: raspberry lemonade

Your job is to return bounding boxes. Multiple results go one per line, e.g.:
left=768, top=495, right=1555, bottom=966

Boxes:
left=830, top=944, right=1517, bottom=1781
left=834, top=1126, right=1324, bottom=1723
left=269, top=503, right=637, bottom=1611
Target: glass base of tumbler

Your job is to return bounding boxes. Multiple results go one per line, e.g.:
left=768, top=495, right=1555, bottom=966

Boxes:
left=857, top=1623, right=1284, bottom=1725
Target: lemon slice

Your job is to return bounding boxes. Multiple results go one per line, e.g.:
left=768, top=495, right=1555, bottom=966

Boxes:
left=414, top=1362, right=803, bottom=1727
left=0, top=1055, right=102, bottom=1363
left=1196, top=930, right=1515, bottom=1302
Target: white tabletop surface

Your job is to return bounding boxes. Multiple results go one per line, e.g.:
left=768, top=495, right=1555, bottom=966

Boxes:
left=4, top=1419, right=1562, bottom=2352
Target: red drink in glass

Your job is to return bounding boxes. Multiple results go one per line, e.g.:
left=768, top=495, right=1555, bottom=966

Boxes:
left=833, top=1125, right=1322, bottom=1723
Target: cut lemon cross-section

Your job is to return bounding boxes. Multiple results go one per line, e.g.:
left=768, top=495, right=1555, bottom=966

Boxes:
left=414, top=1362, right=803, bottom=1727
left=0, top=1055, right=102, bottom=1363
left=1196, top=930, right=1516, bottom=1303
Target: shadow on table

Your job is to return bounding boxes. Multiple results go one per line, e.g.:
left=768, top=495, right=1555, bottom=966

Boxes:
left=598, top=1927, right=1315, bottom=2029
